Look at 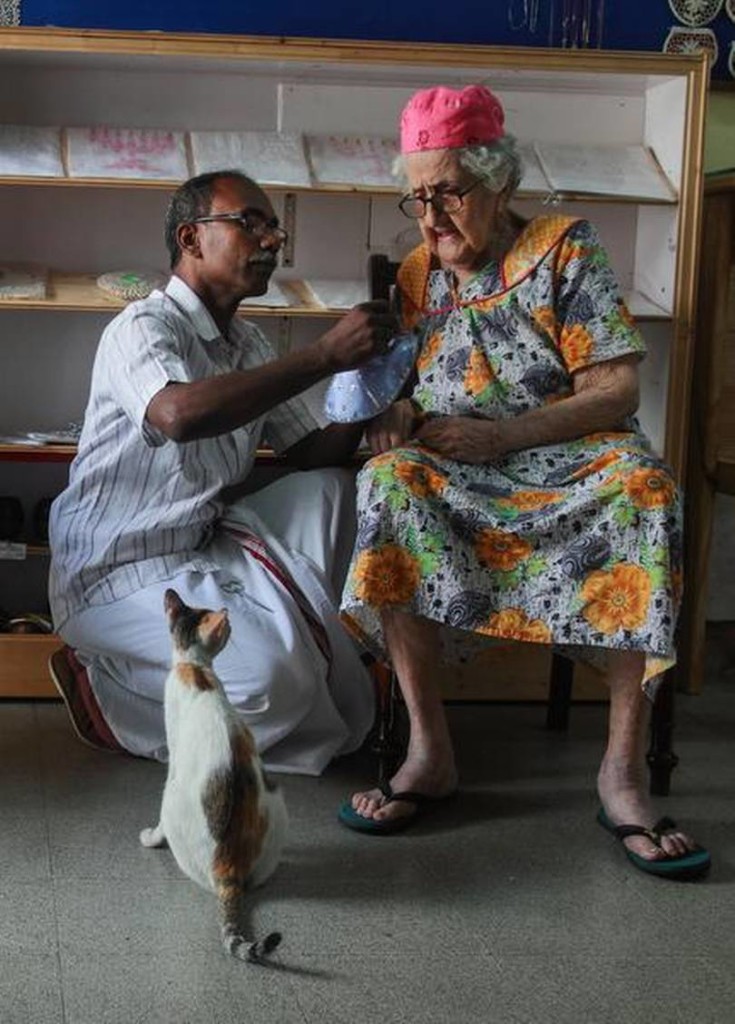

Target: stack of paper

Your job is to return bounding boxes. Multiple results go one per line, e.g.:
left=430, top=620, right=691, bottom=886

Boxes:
left=190, top=130, right=311, bottom=187
left=66, top=126, right=189, bottom=180
left=302, top=279, right=369, bottom=310
left=306, top=135, right=398, bottom=187
left=533, top=143, right=676, bottom=202
left=0, top=125, right=63, bottom=177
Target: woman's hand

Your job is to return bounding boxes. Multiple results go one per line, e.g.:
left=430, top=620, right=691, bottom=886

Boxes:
left=415, top=415, right=507, bottom=464
left=366, top=399, right=417, bottom=454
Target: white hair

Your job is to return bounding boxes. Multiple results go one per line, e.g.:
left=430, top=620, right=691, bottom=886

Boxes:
left=393, top=133, right=523, bottom=198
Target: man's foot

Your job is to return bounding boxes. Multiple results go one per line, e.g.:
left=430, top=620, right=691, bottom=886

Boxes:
left=48, top=647, right=125, bottom=753
left=597, top=758, right=697, bottom=862
left=348, top=754, right=458, bottom=830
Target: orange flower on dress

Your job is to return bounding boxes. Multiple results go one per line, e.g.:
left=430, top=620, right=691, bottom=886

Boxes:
left=475, top=528, right=532, bottom=571
left=623, top=468, right=676, bottom=509
left=394, top=460, right=448, bottom=498
left=417, top=331, right=441, bottom=373
left=571, top=450, right=622, bottom=480
left=559, top=323, right=593, bottom=371
left=353, top=544, right=421, bottom=605
left=496, top=489, right=564, bottom=512
left=581, top=562, right=651, bottom=635
left=479, top=607, right=552, bottom=643
left=618, top=302, right=635, bottom=328
left=533, top=305, right=558, bottom=339
left=464, top=346, right=495, bottom=397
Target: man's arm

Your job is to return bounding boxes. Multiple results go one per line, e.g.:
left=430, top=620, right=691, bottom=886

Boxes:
left=282, top=422, right=366, bottom=470
left=146, top=302, right=395, bottom=443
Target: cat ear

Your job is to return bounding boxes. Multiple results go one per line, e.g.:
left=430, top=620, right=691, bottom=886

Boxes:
left=164, top=588, right=184, bottom=620
left=208, top=610, right=230, bottom=644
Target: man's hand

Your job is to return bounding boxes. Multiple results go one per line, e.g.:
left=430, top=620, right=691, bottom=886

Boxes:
left=366, top=399, right=417, bottom=454
left=317, top=301, right=398, bottom=373
left=415, top=416, right=508, bottom=464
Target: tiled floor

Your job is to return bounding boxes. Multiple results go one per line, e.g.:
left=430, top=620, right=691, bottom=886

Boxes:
left=2, top=648, right=733, bottom=1024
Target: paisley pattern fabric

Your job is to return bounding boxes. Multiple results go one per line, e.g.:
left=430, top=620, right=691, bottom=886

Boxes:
left=341, top=216, right=682, bottom=683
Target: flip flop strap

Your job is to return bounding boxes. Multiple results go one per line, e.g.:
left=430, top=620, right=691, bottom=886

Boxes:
left=377, top=782, right=432, bottom=807
left=614, top=816, right=679, bottom=844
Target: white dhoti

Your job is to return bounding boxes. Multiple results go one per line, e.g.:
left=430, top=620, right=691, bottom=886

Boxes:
left=59, top=469, right=374, bottom=775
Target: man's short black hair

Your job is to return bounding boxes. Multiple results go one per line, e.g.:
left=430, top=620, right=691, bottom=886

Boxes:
left=164, top=169, right=259, bottom=269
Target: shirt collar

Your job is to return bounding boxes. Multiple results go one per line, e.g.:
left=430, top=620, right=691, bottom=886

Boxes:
left=165, top=275, right=222, bottom=342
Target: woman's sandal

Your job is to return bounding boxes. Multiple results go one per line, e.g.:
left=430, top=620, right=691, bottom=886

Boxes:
left=596, top=807, right=711, bottom=880
left=337, top=781, right=455, bottom=835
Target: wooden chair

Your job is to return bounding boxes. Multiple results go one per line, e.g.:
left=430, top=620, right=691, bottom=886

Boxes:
left=678, top=174, right=735, bottom=696
left=367, top=252, right=677, bottom=794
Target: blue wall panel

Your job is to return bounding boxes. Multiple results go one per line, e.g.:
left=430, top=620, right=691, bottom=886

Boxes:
left=18, top=2, right=735, bottom=79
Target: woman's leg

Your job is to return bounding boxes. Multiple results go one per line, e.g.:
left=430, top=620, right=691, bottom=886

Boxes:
left=597, top=650, right=696, bottom=860
left=350, top=608, right=458, bottom=825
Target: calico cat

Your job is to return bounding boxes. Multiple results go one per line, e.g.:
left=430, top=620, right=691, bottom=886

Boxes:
left=140, top=588, right=288, bottom=962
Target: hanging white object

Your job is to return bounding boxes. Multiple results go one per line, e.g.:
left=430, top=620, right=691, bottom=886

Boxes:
left=663, top=26, right=719, bottom=66
left=667, top=0, right=723, bottom=26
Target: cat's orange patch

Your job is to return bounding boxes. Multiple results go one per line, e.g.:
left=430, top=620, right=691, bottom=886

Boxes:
left=210, top=728, right=268, bottom=886
left=177, top=664, right=216, bottom=691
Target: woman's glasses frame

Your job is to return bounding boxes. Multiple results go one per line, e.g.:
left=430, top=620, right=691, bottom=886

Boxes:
left=398, top=179, right=482, bottom=219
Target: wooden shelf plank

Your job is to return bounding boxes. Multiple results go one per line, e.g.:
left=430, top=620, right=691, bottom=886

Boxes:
left=0, top=271, right=671, bottom=321
left=0, top=272, right=344, bottom=317
left=0, top=175, right=676, bottom=206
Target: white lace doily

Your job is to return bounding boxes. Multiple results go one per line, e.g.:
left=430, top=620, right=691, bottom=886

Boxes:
left=96, top=270, right=166, bottom=301
left=0, top=0, right=20, bottom=26
left=727, top=0, right=735, bottom=22
left=663, top=26, right=719, bottom=66
left=668, top=0, right=723, bottom=25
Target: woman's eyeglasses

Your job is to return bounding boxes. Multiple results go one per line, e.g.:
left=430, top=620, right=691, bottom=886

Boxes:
left=398, top=179, right=482, bottom=219
left=190, top=211, right=289, bottom=247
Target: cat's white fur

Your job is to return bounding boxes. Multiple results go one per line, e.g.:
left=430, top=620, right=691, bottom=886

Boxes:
left=140, top=590, right=288, bottom=962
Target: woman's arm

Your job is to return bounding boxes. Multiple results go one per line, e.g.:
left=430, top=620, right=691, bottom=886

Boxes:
left=415, top=354, right=639, bottom=464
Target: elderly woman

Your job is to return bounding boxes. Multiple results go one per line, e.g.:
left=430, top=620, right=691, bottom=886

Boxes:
left=337, top=84, right=709, bottom=879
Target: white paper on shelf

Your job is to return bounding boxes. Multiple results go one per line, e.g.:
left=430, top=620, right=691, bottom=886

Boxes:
left=533, top=143, right=676, bottom=201
left=240, top=278, right=295, bottom=308
left=302, top=279, right=369, bottom=309
left=0, top=542, right=27, bottom=561
left=66, top=126, right=189, bottom=179
left=306, top=135, right=399, bottom=187
left=190, top=130, right=311, bottom=187
left=0, top=263, right=48, bottom=300
left=0, top=125, right=63, bottom=177
left=517, top=142, right=552, bottom=194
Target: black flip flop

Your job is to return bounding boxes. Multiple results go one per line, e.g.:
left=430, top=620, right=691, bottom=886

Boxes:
left=337, top=781, right=453, bottom=835
left=597, top=807, right=711, bottom=880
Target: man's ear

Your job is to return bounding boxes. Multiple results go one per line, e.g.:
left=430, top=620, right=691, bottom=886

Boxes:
left=177, top=221, right=201, bottom=258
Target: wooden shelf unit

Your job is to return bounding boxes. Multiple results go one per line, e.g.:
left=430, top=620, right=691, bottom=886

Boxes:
left=0, top=27, right=708, bottom=698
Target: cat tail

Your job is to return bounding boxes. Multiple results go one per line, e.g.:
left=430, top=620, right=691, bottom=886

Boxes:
left=216, top=878, right=281, bottom=963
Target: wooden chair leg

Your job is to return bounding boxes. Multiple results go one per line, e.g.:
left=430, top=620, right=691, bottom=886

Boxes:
left=369, top=663, right=399, bottom=788
left=646, top=669, right=679, bottom=796
left=546, top=652, right=574, bottom=731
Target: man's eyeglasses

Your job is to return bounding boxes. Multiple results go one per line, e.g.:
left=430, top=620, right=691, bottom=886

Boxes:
left=190, top=211, right=289, bottom=247
left=398, top=179, right=482, bottom=219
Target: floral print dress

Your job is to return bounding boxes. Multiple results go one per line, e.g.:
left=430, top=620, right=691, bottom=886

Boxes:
left=340, top=216, right=682, bottom=684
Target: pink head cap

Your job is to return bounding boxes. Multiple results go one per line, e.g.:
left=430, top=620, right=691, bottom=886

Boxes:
left=400, top=84, right=505, bottom=155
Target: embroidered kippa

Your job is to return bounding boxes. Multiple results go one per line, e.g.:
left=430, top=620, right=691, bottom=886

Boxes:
left=400, top=84, right=505, bottom=154
left=96, top=269, right=166, bottom=302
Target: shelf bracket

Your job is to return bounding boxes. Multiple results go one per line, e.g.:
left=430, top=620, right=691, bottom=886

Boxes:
left=281, top=192, right=297, bottom=268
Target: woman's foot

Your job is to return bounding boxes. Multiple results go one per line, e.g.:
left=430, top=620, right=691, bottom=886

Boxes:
left=350, top=750, right=458, bottom=828
left=597, top=757, right=697, bottom=861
